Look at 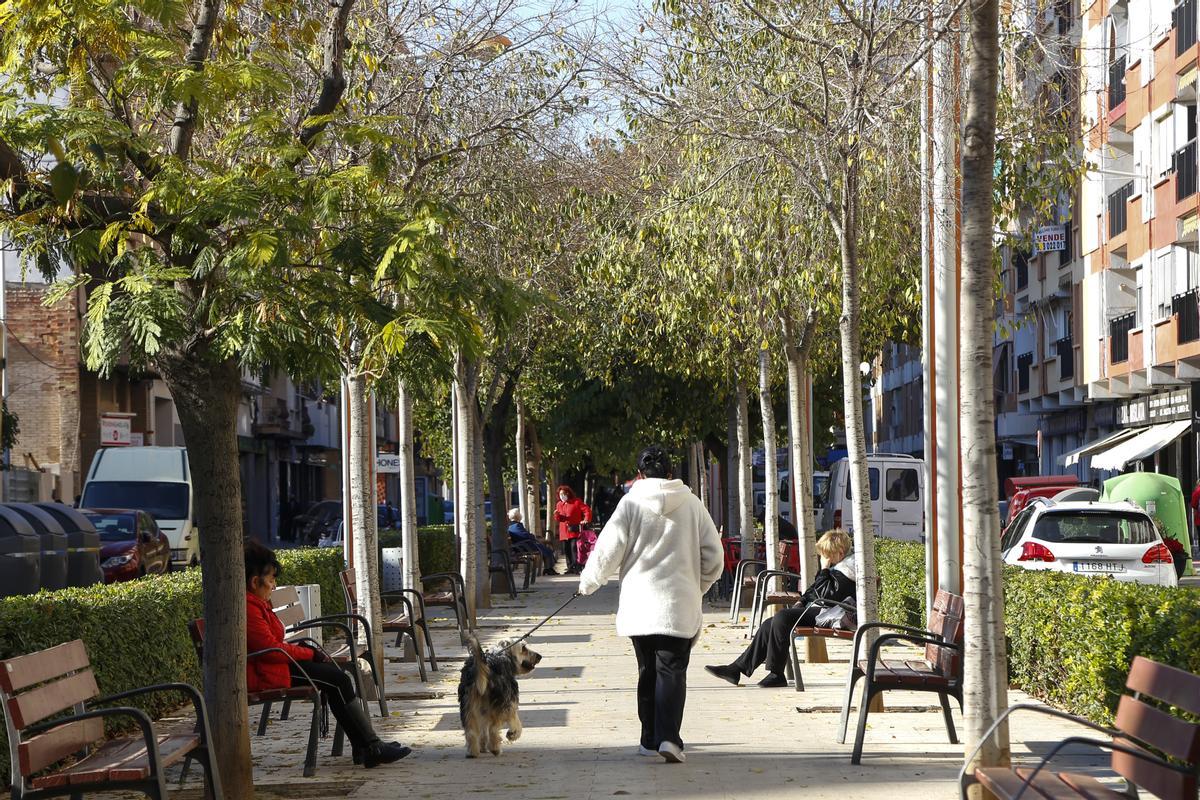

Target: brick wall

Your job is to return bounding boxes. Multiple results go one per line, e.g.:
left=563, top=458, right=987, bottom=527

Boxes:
left=5, top=282, right=81, bottom=483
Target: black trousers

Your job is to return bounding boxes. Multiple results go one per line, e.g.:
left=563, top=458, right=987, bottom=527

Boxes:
left=288, top=660, right=376, bottom=748
left=631, top=634, right=694, bottom=750
left=562, top=538, right=578, bottom=572
left=732, top=605, right=821, bottom=678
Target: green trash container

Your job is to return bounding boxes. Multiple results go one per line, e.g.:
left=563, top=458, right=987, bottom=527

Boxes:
left=1100, top=472, right=1192, bottom=577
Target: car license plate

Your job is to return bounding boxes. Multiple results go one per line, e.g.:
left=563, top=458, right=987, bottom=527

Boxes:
left=1072, top=561, right=1125, bottom=574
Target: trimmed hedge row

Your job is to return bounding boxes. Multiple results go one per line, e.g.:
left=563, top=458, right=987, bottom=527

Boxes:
left=378, top=524, right=458, bottom=577
left=875, top=540, right=1200, bottom=723
left=0, top=547, right=346, bottom=786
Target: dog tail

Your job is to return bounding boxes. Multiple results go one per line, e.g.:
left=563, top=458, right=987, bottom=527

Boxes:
left=466, top=633, right=489, bottom=697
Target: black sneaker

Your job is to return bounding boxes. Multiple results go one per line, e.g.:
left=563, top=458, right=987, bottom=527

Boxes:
left=704, top=664, right=741, bottom=686
left=756, top=672, right=788, bottom=688
left=364, top=741, right=412, bottom=768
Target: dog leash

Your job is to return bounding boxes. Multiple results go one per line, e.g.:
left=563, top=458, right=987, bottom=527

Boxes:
left=510, top=592, right=581, bottom=645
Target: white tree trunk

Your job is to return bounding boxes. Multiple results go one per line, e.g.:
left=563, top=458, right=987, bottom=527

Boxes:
left=784, top=313, right=819, bottom=587
left=545, top=462, right=556, bottom=545
left=725, top=397, right=740, bottom=540
left=397, top=380, right=421, bottom=593
left=736, top=383, right=755, bottom=553
left=697, top=443, right=710, bottom=513
left=347, top=374, right=383, bottom=647
left=758, top=350, right=780, bottom=586
left=452, top=355, right=477, bottom=625
left=835, top=169, right=880, bottom=637
left=470, top=399, right=490, bottom=610
left=961, top=0, right=1010, bottom=782
left=515, top=399, right=530, bottom=528
left=528, top=420, right=544, bottom=540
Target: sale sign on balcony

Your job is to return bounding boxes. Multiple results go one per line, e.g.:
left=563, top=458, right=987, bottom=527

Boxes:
left=1033, top=225, right=1067, bottom=252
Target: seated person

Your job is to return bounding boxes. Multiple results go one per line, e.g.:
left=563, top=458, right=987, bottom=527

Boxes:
left=507, top=508, right=556, bottom=570
left=754, top=508, right=799, bottom=541
left=244, top=541, right=411, bottom=768
left=705, top=529, right=855, bottom=688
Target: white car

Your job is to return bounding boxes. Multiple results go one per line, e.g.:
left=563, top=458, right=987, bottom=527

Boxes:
left=1000, top=500, right=1178, bottom=587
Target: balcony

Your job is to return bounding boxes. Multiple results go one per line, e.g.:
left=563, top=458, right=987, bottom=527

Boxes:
left=1108, top=181, right=1134, bottom=238
left=1109, top=312, right=1136, bottom=363
left=1175, top=139, right=1198, bottom=201
left=1108, top=55, right=1127, bottom=110
left=252, top=397, right=311, bottom=440
left=1175, top=288, right=1200, bottom=343
left=1176, top=0, right=1197, bottom=56
left=1055, top=336, right=1074, bottom=380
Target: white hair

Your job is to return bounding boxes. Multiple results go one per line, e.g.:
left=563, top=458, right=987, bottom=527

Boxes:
left=507, top=507, right=522, bottom=521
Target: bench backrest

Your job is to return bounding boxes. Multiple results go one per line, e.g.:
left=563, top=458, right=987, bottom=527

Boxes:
left=271, top=585, right=309, bottom=641
left=1112, top=656, right=1200, bottom=798
left=187, top=618, right=206, bottom=666
left=0, top=640, right=103, bottom=780
left=926, top=590, right=964, bottom=679
left=340, top=567, right=359, bottom=616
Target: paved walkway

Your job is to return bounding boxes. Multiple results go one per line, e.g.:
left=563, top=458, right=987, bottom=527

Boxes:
left=172, top=573, right=1110, bottom=799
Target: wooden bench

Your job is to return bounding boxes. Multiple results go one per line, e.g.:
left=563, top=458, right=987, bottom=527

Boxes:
left=340, top=568, right=438, bottom=680
left=960, top=656, right=1200, bottom=800
left=838, top=589, right=964, bottom=764
left=0, top=639, right=221, bottom=799
left=418, top=570, right=470, bottom=644
left=786, top=576, right=882, bottom=691
left=188, top=618, right=332, bottom=778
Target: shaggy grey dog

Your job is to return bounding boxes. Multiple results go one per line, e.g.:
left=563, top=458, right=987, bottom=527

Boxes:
left=458, top=635, right=542, bottom=757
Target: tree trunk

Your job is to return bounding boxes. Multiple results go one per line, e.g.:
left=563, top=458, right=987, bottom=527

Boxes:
left=835, top=163, right=880, bottom=637
left=960, top=0, right=1010, bottom=784
left=471, top=401, right=490, bottom=610
left=452, top=354, right=477, bottom=625
left=697, top=443, right=709, bottom=512
left=515, top=399, right=530, bottom=529
left=783, top=312, right=819, bottom=587
left=758, top=350, right=780, bottom=586
left=483, top=375, right=516, bottom=554
left=397, top=380, right=422, bottom=593
left=528, top=418, right=544, bottom=540
left=725, top=396, right=739, bottom=540
left=347, top=374, right=382, bottom=649
left=736, top=382, right=754, bottom=553
left=158, top=354, right=252, bottom=798
left=545, top=461, right=556, bottom=546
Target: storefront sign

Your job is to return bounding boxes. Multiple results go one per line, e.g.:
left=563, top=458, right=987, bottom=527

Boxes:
left=376, top=453, right=401, bottom=474
left=1118, top=388, right=1193, bottom=427
left=1033, top=225, right=1067, bottom=253
left=100, top=415, right=132, bottom=446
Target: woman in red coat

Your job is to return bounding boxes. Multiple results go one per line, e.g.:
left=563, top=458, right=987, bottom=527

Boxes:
left=554, top=485, right=592, bottom=574
left=245, top=541, right=411, bottom=768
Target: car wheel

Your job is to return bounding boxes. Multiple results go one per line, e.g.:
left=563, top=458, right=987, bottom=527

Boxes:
left=138, top=566, right=146, bottom=579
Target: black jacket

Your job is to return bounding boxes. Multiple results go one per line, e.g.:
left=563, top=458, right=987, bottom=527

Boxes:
left=799, top=567, right=856, bottom=607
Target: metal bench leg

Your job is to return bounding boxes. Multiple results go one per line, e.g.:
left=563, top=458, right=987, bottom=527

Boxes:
left=728, top=563, right=746, bottom=622
left=303, top=698, right=321, bottom=778
left=418, top=619, right=438, bottom=671
left=938, top=692, right=958, bottom=744
left=201, top=742, right=224, bottom=800
left=257, top=702, right=272, bottom=736
left=332, top=720, right=345, bottom=757
left=178, top=755, right=192, bottom=787
left=790, top=636, right=805, bottom=692
left=280, top=699, right=291, bottom=721
left=837, top=666, right=862, bottom=744
left=412, top=629, right=428, bottom=682
left=850, top=683, right=875, bottom=765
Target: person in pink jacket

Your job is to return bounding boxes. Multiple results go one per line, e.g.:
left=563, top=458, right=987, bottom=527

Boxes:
left=554, top=484, right=591, bottom=574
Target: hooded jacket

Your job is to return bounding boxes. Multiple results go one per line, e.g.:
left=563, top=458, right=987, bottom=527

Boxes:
left=578, top=477, right=723, bottom=639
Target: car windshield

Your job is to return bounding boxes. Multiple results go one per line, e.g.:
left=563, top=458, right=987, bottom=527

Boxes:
left=85, top=513, right=137, bottom=541
left=82, top=482, right=189, bottom=520
left=1030, top=512, right=1158, bottom=545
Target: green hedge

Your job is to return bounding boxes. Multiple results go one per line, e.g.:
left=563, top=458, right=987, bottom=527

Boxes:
left=0, top=546, right=345, bottom=787
left=875, top=540, right=1200, bottom=724
left=378, top=525, right=458, bottom=577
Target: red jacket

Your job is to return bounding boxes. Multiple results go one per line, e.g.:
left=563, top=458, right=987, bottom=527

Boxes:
left=554, top=489, right=592, bottom=542
left=245, top=591, right=313, bottom=692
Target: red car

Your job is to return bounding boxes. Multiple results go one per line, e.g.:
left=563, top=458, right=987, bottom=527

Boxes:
left=82, top=509, right=172, bottom=583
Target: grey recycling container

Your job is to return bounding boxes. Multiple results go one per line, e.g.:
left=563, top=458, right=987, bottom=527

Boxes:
left=5, top=503, right=69, bottom=591
left=35, top=503, right=103, bottom=587
left=0, top=505, right=40, bottom=597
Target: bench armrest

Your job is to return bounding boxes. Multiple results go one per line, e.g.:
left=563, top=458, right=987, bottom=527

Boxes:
left=381, top=587, right=429, bottom=618
left=25, top=706, right=166, bottom=775
left=957, top=704, right=1123, bottom=798
left=93, top=682, right=214, bottom=741
left=287, top=618, right=353, bottom=648
left=850, top=622, right=937, bottom=661
left=1012, top=736, right=1187, bottom=800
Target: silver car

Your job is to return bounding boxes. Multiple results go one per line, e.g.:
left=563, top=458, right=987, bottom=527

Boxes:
left=1000, top=500, right=1178, bottom=587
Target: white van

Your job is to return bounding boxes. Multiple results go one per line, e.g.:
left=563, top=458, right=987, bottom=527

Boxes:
left=80, top=446, right=199, bottom=567
left=817, top=454, right=925, bottom=541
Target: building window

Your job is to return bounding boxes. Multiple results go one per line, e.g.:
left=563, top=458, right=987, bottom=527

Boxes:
left=1110, top=313, right=1136, bottom=363
left=1108, top=181, right=1134, bottom=236
left=1017, top=352, right=1033, bottom=393
left=1176, top=0, right=1197, bottom=56
left=1014, top=248, right=1030, bottom=290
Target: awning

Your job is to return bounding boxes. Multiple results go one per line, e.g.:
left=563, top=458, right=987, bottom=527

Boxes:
left=1181, top=67, right=1198, bottom=89
left=1090, top=420, right=1193, bottom=471
left=1057, top=427, right=1145, bottom=467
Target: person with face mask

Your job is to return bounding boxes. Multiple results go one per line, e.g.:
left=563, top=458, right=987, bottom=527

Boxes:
left=554, top=484, right=591, bottom=574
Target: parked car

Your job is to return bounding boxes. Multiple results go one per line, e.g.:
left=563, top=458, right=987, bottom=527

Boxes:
left=1000, top=500, right=1179, bottom=587
left=82, top=509, right=171, bottom=583
left=817, top=454, right=925, bottom=541
left=294, top=500, right=342, bottom=545
left=378, top=503, right=400, bottom=530
left=80, top=446, right=198, bottom=568
left=1004, top=475, right=1081, bottom=525
left=443, top=499, right=454, bottom=524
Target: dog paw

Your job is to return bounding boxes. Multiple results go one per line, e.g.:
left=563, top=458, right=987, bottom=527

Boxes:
left=506, top=729, right=521, bottom=742
left=489, top=748, right=501, bottom=756
left=466, top=751, right=478, bottom=759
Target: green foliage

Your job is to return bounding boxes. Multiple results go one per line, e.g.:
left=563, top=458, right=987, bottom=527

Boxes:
left=875, top=541, right=1200, bottom=723
left=377, top=525, right=458, bottom=577
left=276, top=547, right=347, bottom=616
left=1, top=400, right=18, bottom=459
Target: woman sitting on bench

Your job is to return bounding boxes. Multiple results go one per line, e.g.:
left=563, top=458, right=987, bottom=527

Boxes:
left=245, top=541, right=412, bottom=768
left=705, top=529, right=855, bottom=688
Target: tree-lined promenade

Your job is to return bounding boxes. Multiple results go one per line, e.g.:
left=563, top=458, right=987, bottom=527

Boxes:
left=0, top=0, right=1140, bottom=797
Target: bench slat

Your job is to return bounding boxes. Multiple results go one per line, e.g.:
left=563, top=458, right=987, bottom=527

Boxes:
left=792, top=627, right=854, bottom=640
left=1114, top=694, right=1200, bottom=762
left=18, top=718, right=105, bottom=776
left=30, top=733, right=200, bottom=789
left=0, top=640, right=90, bottom=693
left=6, top=670, right=99, bottom=728
left=1111, top=739, right=1198, bottom=800
left=975, top=766, right=1128, bottom=800
left=1126, top=655, right=1200, bottom=715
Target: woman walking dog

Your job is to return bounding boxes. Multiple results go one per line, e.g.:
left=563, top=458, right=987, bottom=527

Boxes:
left=577, top=446, right=723, bottom=764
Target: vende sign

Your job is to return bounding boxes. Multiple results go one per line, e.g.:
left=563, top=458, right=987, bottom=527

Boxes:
left=1033, top=225, right=1067, bottom=253
left=100, top=416, right=132, bottom=446
left=376, top=453, right=401, bottom=474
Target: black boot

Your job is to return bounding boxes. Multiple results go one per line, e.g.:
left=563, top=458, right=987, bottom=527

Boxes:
left=340, top=702, right=413, bottom=768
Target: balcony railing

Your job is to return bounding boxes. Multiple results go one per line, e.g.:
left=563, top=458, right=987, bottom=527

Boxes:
left=1175, top=139, right=1198, bottom=201
left=1176, top=0, right=1198, bottom=56
left=1108, top=55, right=1127, bottom=110
left=1174, top=288, right=1200, bottom=343
left=1110, top=312, right=1136, bottom=363
left=1108, top=181, right=1134, bottom=238
left=1055, top=336, right=1075, bottom=380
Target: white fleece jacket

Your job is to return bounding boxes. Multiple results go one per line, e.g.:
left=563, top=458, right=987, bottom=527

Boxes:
left=578, top=478, right=723, bottom=639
